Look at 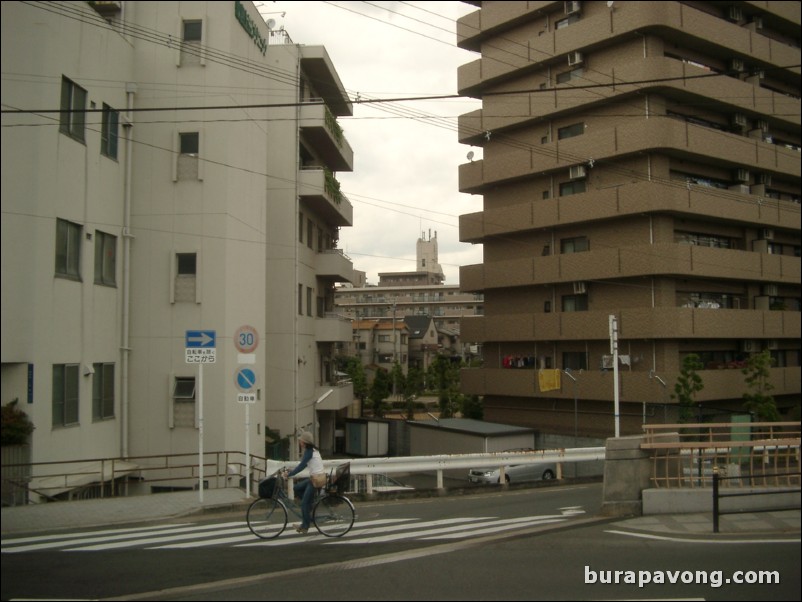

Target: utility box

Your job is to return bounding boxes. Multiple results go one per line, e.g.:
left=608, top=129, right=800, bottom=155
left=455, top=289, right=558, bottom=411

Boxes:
left=345, top=419, right=389, bottom=457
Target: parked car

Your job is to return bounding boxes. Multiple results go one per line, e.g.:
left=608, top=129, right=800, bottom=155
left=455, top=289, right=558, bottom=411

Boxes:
left=468, top=450, right=557, bottom=484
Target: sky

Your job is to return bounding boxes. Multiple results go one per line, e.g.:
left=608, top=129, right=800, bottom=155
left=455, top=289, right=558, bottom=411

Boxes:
left=256, top=1, right=484, bottom=286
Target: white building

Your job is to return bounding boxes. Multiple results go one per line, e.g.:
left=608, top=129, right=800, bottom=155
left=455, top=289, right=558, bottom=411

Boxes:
left=1, top=1, right=356, bottom=480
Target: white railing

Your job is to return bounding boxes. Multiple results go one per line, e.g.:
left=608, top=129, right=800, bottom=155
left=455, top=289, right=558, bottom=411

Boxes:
left=263, top=447, right=606, bottom=494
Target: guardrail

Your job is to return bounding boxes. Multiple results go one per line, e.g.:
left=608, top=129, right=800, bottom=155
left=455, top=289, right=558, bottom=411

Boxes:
left=1, top=448, right=604, bottom=505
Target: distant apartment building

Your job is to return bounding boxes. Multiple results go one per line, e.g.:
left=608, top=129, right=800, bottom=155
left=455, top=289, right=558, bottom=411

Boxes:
left=456, top=1, right=800, bottom=438
left=1, top=0, right=356, bottom=475
left=335, top=232, right=485, bottom=361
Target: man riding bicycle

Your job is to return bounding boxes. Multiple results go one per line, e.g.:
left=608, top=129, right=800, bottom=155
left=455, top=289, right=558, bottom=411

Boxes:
left=282, top=431, right=326, bottom=534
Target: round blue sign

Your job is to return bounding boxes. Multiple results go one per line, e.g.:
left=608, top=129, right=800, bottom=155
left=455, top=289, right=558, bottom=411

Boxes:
left=234, top=367, right=257, bottom=392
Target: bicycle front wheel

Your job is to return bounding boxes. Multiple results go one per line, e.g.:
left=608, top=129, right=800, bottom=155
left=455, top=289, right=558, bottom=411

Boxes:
left=313, top=494, right=355, bottom=537
left=247, top=497, right=288, bottom=539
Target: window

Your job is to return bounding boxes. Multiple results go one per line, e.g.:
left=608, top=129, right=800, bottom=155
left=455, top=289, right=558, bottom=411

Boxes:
left=175, top=252, right=197, bottom=302
left=59, top=76, right=87, bottom=142
left=307, top=219, right=314, bottom=249
left=181, top=20, right=202, bottom=65
left=562, top=294, right=588, bottom=312
left=172, top=377, right=196, bottom=428
left=177, top=132, right=200, bottom=180
left=307, top=286, right=313, bottom=316
left=94, top=231, right=117, bottom=286
left=298, top=284, right=304, bottom=315
left=558, top=122, right=584, bottom=140
left=556, top=67, right=583, bottom=84
left=52, top=364, right=79, bottom=427
left=55, top=218, right=82, bottom=279
left=299, top=212, right=304, bottom=243
left=93, top=363, right=115, bottom=420
left=180, top=132, right=199, bottom=155
left=555, top=14, right=580, bottom=29
left=561, top=236, right=589, bottom=254
left=559, top=180, right=586, bottom=196
left=100, top=104, right=119, bottom=159
left=562, top=352, right=587, bottom=371
left=183, top=20, right=202, bottom=41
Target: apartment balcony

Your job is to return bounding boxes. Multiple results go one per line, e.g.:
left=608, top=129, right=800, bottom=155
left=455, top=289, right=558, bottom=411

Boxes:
left=316, top=381, right=354, bottom=412
left=459, top=119, right=801, bottom=195
left=458, top=56, right=801, bottom=145
left=457, top=1, right=800, bottom=95
left=459, top=181, right=800, bottom=244
left=299, top=46, right=353, bottom=117
left=316, top=249, right=356, bottom=284
left=299, top=102, right=354, bottom=172
left=460, top=309, right=801, bottom=343
left=315, top=313, right=353, bottom=343
left=460, top=366, right=801, bottom=404
left=299, top=168, right=353, bottom=227
left=459, top=245, right=800, bottom=293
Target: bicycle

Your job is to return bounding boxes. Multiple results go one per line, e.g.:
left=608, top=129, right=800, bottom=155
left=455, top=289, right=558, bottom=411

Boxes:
left=247, top=463, right=355, bottom=539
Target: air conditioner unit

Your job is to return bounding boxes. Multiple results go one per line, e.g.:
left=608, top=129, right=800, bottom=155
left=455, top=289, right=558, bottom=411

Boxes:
left=567, top=51, right=583, bottom=66
left=734, top=168, right=750, bottom=182
left=761, top=228, right=774, bottom=240
left=601, top=355, right=614, bottom=369
left=732, top=113, right=748, bottom=128
left=565, top=1, right=581, bottom=15
left=573, top=281, right=587, bottom=294
left=727, top=6, right=743, bottom=21
left=762, top=283, right=778, bottom=296
left=569, top=165, right=586, bottom=179
left=740, top=340, right=757, bottom=353
left=729, top=58, right=745, bottom=72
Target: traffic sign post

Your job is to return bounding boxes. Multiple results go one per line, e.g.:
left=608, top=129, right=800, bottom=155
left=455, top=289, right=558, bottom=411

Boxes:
left=186, top=330, right=216, bottom=502
left=234, top=365, right=257, bottom=497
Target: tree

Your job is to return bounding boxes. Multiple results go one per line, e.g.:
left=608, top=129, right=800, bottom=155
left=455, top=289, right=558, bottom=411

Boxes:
left=1, top=400, right=35, bottom=446
left=428, top=355, right=463, bottom=418
left=339, top=356, right=368, bottom=405
left=461, top=394, right=484, bottom=420
left=671, top=354, right=704, bottom=423
left=369, top=368, right=391, bottom=417
left=742, top=349, right=780, bottom=421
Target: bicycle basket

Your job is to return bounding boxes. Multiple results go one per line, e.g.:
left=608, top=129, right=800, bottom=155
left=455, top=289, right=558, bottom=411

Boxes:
left=328, top=462, right=351, bottom=495
left=258, top=475, right=277, bottom=499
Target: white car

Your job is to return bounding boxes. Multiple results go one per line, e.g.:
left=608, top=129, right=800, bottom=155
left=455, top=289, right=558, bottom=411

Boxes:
left=468, top=453, right=557, bottom=484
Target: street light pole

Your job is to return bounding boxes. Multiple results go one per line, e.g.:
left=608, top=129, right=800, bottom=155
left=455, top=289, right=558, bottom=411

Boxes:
left=609, top=315, right=620, bottom=438
left=563, top=369, right=578, bottom=444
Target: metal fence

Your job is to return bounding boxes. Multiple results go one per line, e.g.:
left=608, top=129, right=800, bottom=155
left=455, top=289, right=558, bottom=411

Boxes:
left=641, top=422, right=801, bottom=489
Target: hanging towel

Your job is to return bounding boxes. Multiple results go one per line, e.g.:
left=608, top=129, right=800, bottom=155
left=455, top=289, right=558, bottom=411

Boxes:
left=538, top=369, right=562, bottom=392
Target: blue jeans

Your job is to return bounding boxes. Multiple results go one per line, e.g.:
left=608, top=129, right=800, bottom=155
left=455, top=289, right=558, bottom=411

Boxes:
left=294, top=478, right=315, bottom=529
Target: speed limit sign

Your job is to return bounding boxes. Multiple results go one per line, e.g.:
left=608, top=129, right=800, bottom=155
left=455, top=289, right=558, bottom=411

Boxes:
left=234, top=325, right=259, bottom=354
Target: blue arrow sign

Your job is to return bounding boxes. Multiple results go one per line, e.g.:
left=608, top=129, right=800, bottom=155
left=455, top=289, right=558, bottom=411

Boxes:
left=235, top=367, right=257, bottom=392
left=186, top=330, right=216, bottom=348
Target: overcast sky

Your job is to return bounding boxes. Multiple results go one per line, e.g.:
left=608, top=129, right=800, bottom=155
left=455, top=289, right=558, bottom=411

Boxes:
left=258, top=1, right=483, bottom=286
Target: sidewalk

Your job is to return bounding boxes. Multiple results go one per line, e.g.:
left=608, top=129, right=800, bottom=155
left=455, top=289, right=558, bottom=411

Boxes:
left=1, top=487, right=799, bottom=538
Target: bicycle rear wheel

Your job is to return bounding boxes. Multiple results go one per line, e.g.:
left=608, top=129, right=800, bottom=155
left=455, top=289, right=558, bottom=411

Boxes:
left=313, top=494, right=355, bottom=537
left=247, top=497, right=288, bottom=539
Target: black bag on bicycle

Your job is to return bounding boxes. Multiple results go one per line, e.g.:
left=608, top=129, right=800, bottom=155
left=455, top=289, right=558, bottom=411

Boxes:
left=258, top=475, right=277, bottom=499
left=328, top=462, right=350, bottom=495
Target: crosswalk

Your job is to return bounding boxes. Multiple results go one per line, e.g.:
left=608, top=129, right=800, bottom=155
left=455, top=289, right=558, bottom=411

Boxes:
left=1, top=510, right=583, bottom=553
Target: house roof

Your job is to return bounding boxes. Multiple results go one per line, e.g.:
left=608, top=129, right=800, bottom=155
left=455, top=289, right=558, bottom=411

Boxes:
left=403, top=315, right=434, bottom=338
left=407, top=418, right=535, bottom=437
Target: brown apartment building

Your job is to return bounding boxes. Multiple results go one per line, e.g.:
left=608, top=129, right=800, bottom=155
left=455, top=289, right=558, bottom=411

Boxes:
left=456, top=1, right=801, bottom=438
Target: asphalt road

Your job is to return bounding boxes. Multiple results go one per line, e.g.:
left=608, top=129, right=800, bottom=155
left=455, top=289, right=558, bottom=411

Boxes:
left=2, top=483, right=800, bottom=601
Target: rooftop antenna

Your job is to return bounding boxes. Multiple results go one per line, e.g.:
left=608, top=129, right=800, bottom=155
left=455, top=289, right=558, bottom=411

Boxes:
left=467, top=150, right=475, bottom=162
left=266, top=18, right=276, bottom=30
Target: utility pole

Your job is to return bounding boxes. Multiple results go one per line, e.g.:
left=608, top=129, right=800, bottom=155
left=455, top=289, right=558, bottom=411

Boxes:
left=609, top=314, right=620, bottom=438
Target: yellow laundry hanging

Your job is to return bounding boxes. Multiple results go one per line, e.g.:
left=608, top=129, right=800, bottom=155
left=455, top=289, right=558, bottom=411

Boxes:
left=538, top=369, right=561, bottom=392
